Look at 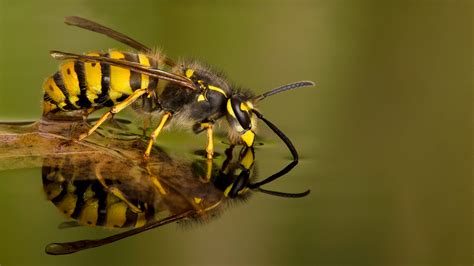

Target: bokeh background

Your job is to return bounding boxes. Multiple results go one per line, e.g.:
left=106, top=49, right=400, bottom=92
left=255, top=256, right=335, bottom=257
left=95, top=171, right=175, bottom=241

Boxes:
left=0, top=0, right=471, bottom=265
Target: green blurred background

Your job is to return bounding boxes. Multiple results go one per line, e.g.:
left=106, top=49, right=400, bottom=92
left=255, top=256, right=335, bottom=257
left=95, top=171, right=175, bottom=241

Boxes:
left=0, top=0, right=472, bottom=265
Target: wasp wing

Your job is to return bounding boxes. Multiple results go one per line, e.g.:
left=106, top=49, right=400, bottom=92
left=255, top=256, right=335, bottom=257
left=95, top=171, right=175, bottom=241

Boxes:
left=64, top=16, right=176, bottom=67
left=50, top=50, right=196, bottom=91
left=65, top=16, right=153, bottom=53
left=0, top=119, right=225, bottom=255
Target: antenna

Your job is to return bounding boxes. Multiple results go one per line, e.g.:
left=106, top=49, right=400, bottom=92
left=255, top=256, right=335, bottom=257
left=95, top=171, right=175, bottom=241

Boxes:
left=253, top=81, right=315, bottom=102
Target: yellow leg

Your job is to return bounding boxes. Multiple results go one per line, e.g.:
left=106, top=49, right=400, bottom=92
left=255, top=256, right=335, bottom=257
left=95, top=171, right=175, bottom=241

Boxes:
left=150, top=176, right=167, bottom=195
left=78, top=89, right=148, bottom=141
left=144, top=112, right=171, bottom=159
left=199, top=159, right=212, bottom=183
left=145, top=166, right=168, bottom=195
left=94, top=165, right=142, bottom=213
left=206, top=124, right=214, bottom=160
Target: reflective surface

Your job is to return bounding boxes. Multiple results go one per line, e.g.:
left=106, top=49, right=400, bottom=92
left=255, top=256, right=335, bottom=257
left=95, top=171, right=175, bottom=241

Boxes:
left=29, top=119, right=272, bottom=255
left=0, top=0, right=471, bottom=265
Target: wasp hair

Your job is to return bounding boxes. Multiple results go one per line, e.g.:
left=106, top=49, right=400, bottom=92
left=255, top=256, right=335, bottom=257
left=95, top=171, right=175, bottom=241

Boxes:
left=253, top=80, right=315, bottom=102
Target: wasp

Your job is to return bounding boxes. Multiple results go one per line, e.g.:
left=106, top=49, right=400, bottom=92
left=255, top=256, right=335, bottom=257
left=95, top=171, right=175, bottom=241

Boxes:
left=42, top=16, right=314, bottom=162
left=0, top=117, right=309, bottom=254
left=42, top=142, right=309, bottom=255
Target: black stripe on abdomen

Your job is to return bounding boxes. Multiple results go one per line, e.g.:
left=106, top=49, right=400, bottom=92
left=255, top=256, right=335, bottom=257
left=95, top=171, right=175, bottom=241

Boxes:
left=148, top=55, right=158, bottom=90
left=123, top=207, right=138, bottom=228
left=96, top=53, right=113, bottom=107
left=74, top=61, right=92, bottom=108
left=52, top=72, right=76, bottom=110
left=92, top=181, right=109, bottom=226
left=43, top=93, right=57, bottom=106
left=70, top=181, right=90, bottom=219
left=124, top=52, right=142, bottom=91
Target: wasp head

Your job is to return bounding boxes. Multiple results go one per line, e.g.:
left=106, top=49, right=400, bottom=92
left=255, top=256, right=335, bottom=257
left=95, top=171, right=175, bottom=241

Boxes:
left=225, top=95, right=257, bottom=147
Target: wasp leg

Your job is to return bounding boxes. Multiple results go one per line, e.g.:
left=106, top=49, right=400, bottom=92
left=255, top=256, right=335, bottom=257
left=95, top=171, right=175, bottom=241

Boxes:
left=205, top=124, right=215, bottom=160
left=94, top=164, right=142, bottom=214
left=192, top=122, right=215, bottom=159
left=78, top=88, right=148, bottom=141
left=144, top=112, right=172, bottom=159
left=144, top=165, right=167, bottom=195
left=202, top=159, right=213, bottom=182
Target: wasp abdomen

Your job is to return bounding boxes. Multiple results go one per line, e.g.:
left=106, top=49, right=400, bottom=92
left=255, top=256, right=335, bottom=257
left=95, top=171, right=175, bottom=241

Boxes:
left=42, top=51, right=159, bottom=114
left=43, top=168, right=155, bottom=228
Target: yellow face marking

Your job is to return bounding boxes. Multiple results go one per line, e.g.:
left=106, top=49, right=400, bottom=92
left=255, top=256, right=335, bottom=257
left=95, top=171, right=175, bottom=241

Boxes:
left=43, top=77, right=66, bottom=107
left=197, top=80, right=206, bottom=89
left=109, top=51, right=133, bottom=102
left=84, top=52, right=102, bottom=103
left=197, top=94, right=206, bottom=102
left=208, top=85, right=227, bottom=97
left=185, top=68, right=195, bottom=78
left=240, top=102, right=251, bottom=111
left=224, top=184, right=233, bottom=197
left=138, top=54, right=150, bottom=89
left=238, top=187, right=249, bottom=195
left=60, top=61, right=80, bottom=108
left=193, top=197, right=202, bottom=204
left=246, top=101, right=254, bottom=109
left=241, top=148, right=254, bottom=170
left=106, top=202, right=128, bottom=228
left=241, top=130, right=255, bottom=147
left=226, top=99, right=236, bottom=118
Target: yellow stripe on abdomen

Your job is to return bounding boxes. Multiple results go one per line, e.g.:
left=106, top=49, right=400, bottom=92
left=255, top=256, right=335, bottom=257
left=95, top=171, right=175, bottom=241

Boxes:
left=43, top=76, right=67, bottom=109
left=138, top=53, right=150, bottom=89
left=84, top=52, right=102, bottom=103
left=59, top=61, right=81, bottom=108
left=105, top=202, right=128, bottom=228
left=78, top=198, right=99, bottom=226
left=109, top=51, right=133, bottom=102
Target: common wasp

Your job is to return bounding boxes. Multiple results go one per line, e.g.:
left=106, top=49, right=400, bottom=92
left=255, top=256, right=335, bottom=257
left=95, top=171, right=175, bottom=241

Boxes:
left=41, top=143, right=258, bottom=254
left=42, top=16, right=315, bottom=163
left=0, top=118, right=308, bottom=255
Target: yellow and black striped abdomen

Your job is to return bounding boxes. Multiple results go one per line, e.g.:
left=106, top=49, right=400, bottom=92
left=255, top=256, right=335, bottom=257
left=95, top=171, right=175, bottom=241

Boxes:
left=43, top=170, right=154, bottom=228
left=42, top=51, right=159, bottom=114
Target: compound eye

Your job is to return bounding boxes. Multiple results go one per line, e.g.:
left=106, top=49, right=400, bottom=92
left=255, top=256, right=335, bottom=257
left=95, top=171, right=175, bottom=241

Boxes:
left=229, top=98, right=251, bottom=130
left=228, top=169, right=250, bottom=198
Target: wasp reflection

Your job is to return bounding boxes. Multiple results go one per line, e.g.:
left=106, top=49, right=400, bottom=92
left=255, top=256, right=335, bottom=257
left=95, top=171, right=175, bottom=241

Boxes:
left=43, top=144, right=256, bottom=254
left=0, top=119, right=309, bottom=255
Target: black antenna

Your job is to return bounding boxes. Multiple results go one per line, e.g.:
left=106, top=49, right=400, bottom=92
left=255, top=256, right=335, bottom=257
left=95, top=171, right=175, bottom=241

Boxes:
left=255, top=187, right=310, bottom=198
left=248, top=110, right=308, bottom=197
left=253, top=81, right=315, bottom=102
